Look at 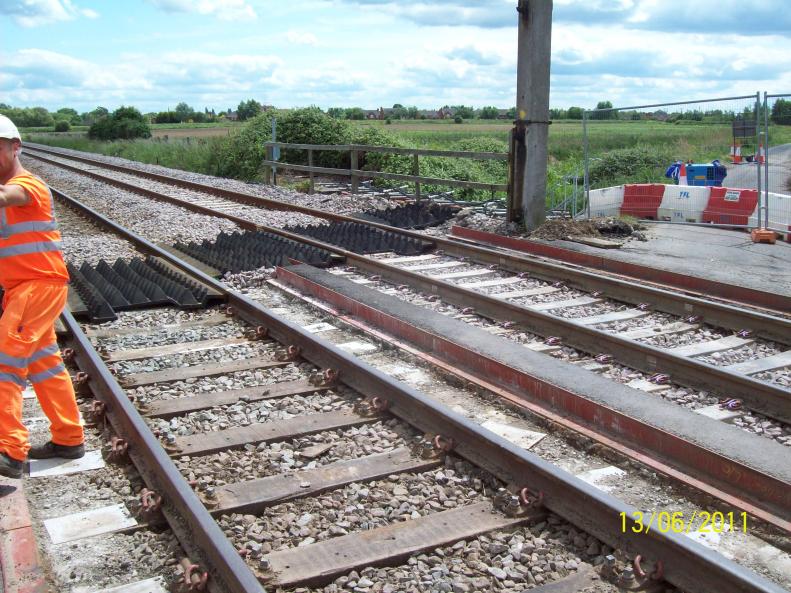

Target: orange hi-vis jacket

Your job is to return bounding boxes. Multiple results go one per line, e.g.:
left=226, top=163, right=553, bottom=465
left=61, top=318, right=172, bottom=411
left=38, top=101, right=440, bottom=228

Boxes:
left=0, top=171, right=69, bottom=289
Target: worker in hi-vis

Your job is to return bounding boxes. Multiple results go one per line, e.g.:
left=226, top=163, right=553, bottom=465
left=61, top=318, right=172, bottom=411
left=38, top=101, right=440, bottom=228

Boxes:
left=0, top=114, right=84, bottom=479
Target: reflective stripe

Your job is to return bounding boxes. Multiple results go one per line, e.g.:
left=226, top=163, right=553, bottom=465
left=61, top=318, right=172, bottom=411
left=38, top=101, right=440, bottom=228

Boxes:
left=3, top=220, right=59, bottom=237
left=0, top=343, right=58, bottom=368
left=0, top=240, right=61, bottom=259
left=29, top=343, right=60, bottom=365
left=0, top=352, right=27, bottom=369
left=0, top=371, right=27, bottom=388
left=29, top=362, right=66, bottom=384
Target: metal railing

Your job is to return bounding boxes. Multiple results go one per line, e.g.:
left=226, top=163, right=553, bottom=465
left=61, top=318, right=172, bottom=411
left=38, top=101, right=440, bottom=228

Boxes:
left=262, top=142, right=509, bottom=201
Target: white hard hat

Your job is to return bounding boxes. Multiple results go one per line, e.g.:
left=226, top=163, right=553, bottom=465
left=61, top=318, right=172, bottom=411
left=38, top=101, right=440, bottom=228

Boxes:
left=0, top=115, right=21, bottom=141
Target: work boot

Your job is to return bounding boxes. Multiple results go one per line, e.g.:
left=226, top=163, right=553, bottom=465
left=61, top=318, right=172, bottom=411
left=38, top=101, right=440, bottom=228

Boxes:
left=0, top=452, right=23, bottom=479
left=28, top=441, right=85, bottom=460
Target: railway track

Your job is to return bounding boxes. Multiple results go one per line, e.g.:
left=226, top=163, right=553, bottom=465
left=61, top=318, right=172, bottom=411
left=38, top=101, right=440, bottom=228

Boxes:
left=10, top=147, right=791, bottom=590
left=21, top=146, right=791, bottom=528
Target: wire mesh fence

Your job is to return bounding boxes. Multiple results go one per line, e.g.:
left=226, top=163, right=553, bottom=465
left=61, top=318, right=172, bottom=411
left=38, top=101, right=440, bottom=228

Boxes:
left=577, top=94, right=765, bottom=227
left=761, top=93, right=791, bottom=235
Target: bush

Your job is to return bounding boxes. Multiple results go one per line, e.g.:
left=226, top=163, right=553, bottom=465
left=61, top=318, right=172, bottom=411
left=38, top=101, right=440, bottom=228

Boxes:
left=88, top=106, right=151, bottom=140
left=350, top=125, right=410, bottom=175
left=454, top=115, right=463, bottom=124
left=213, top=111, right=276, bottom=180
left=276, top=108, right=351, bottom=168
left=54, top=120, right=70, bottom=132
left=588, top=146, right=671, bottom=187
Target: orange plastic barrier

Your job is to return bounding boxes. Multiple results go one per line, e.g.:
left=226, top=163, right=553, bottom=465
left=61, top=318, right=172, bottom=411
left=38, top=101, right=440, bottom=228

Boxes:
left=619, top=184, right=666, bottom=219
left=702, top=187, right=759, bottom=226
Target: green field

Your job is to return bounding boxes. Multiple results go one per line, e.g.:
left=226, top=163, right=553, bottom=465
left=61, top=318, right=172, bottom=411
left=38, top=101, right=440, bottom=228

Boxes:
left=24, top=118, right=791, bottom=203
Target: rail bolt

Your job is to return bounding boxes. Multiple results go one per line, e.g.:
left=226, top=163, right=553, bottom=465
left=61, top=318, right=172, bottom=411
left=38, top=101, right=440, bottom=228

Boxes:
left=432, top=434, right=455, bottom=453
left=633, top=555, right=664, bottom=581
left=618, top=566, right=636, bottom=586
left=140, top=488, right=163, bottom=515
left=519, top=487, right=544, bottom=508
left=224, top=306, right=235, bottom=317
left=248, top=326, right=269, bottom=340
left=276, top=345, right=302, bottom=362
left=179, top=559, right=208, bottom=591
left=62, top=348, right=75, bottom=363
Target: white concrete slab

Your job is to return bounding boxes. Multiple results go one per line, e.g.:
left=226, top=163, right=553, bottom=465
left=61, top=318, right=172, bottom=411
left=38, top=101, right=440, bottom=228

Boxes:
left=528, top=296, right=601, bottom=311
left=29, top=450, right=105, bottom=478
left=336, top=340, right=378, bottom=355
left=480, top=420, right=545, bottom=450
left=668, top=335, right=754, bottom=358
left=461, top=276, right=523, bottom=289
left=431, top=269, right=495, bottom=280
left=626, top=378, right=671, bottom=393
left=380, top=253, right=439, bottom=265
left=725, top=350, right=791, bottom=375
left=380, top=364, right=431, bottom=385
left=576, top=309, right=649, bottom=326
left=493, top=286, right=560, bottom=300
left=575, top=466, right=627, bottom=493
left=303, top=322, right=338, bottom=334
left=525, top=342, right=561, bottom=353
left=403, top=261, right=462, bottom=272
left=694, top=404, right=744, bottom=423
left=76, top=577, right=169, bottom=593
left=44, top=503, right=137, bottom=544
left=615, top=322, right=698, bottom=340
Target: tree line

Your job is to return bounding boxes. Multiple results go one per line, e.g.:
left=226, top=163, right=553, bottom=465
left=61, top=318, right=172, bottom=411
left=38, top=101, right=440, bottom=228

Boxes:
left=3, top=98, right=790, bottom=142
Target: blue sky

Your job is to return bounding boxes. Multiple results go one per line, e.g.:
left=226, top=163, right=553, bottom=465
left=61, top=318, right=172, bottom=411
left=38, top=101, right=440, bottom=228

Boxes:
left=2, top=0, right=790, bottom=114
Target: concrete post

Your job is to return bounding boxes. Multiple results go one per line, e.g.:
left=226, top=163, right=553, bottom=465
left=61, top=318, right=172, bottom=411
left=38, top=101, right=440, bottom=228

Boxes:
left=509, top=0, right=553, bottom=230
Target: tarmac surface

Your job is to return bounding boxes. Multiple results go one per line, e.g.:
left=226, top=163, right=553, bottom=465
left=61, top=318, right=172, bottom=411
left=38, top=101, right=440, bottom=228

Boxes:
left=725, top=143, right=791, bottom=193
left=542, top=223, right=791, bottom=299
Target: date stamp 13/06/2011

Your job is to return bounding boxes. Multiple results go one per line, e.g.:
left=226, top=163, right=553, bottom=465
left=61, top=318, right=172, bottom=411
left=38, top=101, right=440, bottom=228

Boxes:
left=621, top=510, right=748, bottom=535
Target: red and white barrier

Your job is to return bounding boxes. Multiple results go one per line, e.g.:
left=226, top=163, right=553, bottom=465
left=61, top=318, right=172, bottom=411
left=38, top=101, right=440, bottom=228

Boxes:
left=585, top=184, right=791, bottom=235
left=657, top=185, right=711, bottom=222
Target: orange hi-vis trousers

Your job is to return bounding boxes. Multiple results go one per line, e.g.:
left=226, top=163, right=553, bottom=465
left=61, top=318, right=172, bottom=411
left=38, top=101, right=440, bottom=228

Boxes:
left=0, top=280, right=83, bottom=462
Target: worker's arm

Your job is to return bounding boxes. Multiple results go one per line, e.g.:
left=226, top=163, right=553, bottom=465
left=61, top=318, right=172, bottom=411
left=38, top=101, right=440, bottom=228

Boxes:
left=0, top=183, right=31, bottom=208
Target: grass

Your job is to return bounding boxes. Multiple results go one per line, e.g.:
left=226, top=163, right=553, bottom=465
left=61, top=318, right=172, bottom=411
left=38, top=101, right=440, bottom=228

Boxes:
left=24, top=134, right=225, bottom=176
left=25, top=119, right=791, bottom=202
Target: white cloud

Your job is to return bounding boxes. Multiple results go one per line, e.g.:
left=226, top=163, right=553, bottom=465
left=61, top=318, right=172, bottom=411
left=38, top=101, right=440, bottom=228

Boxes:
left=147, top=0, right=257, bottom=20
left=285, top=30, right=318, bottom=46
left=3, top=0, right=98, bottom=27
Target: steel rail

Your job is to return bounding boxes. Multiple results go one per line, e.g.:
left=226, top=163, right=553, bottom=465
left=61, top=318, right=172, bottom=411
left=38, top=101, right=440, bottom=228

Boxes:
left=32, top=153, right=791, bottom=423
left=60, top=311, right=265, bottom=593
left=52, top=186, right=789, bottom=593
left=25, top=144, right=791, bottom=337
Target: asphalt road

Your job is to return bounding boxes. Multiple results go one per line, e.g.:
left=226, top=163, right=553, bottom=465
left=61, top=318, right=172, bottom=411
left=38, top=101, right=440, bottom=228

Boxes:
left=724, top=143, right=791, bottom=194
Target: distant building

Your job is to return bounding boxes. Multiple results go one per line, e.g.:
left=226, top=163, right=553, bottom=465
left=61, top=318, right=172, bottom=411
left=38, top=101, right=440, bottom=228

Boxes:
left=225, top=111, right=239, bottom=121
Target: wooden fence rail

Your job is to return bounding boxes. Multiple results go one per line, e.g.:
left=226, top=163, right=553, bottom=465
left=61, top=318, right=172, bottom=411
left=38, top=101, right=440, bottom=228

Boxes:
left=262, top=142, right=510, bottom=201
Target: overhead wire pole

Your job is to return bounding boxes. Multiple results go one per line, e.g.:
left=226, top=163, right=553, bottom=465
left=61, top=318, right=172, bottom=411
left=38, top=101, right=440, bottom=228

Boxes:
left=509, top=0, right=553, bottom=229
